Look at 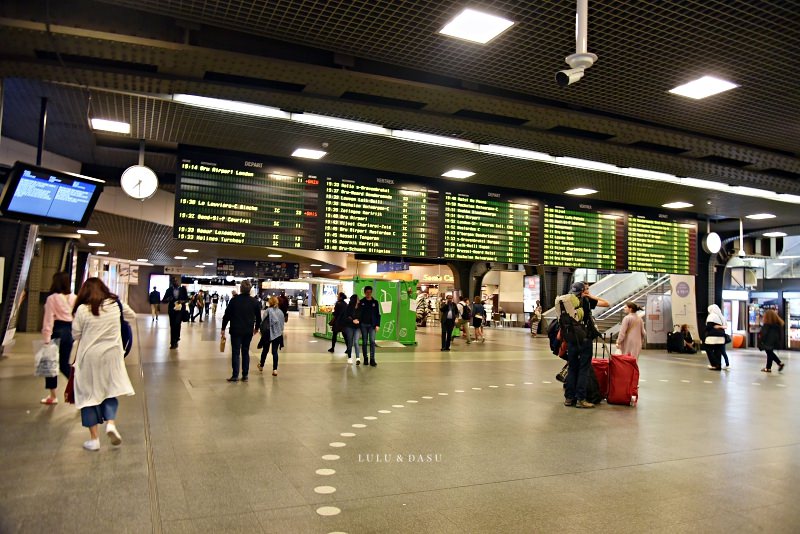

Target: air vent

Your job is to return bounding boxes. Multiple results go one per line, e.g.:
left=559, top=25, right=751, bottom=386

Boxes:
left=698, top=155, right=751, bottom=168
left=203, top=72, right=305, bottom=92
left=34, top=50, right=157, bottom=73
left=762, top=168, right=800, bottom=181
left=549, top=125, right=614, bottom=141
left=629, top=141, right=688, bottom=155
left=453, top=109, right=528, bottom=126
left=340, top=91, right=426, bottom=110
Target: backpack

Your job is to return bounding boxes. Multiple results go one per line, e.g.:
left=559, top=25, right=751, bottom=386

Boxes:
left=461, top=303, right=472, bottom=320
left=547, top=318, right=561, bottom=355
left=555, top=294, right=587, bottom=345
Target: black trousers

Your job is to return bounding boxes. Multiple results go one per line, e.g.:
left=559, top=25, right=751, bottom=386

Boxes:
left=765, top=349, right=782, bottom=369
left=45, top=320, right=73, bottom=389
left=169, top=310, right=182, bottom=346
left=441, top=319, right=455, bottom=349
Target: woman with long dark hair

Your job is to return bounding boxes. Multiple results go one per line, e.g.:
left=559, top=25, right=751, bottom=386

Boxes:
left=759, top=309, right=786, bottom=373
left=40, top=272, right=76, bottom=405
left=72, top=278, right=136, bottom=451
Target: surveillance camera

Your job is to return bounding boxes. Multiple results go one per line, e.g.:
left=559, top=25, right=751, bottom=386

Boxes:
left=737, top=248, right=746, bottom=257
left=556, top=68, right=585, bottom=87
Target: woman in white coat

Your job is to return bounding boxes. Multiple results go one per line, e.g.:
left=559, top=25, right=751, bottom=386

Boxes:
left=72, top=278, right=136, bottom=451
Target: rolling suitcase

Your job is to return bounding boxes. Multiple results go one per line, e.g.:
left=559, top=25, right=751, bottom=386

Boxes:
left=607, top=354, right=639, bottom=406
left=592, top=358, right=609, bottom=399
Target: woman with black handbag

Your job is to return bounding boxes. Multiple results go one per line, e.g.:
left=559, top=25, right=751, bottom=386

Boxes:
left=759, top=309, right=785, bottom=373
left=40, top=272, right=76, bottom=405
left=258, top=296, right=285, bottom=376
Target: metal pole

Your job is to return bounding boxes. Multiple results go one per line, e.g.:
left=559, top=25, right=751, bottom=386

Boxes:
left=0, top=79, right=4, bottom=149
left=138, top=139, right=145, bottom=166
left=576, top=0, right=588, bottom=54
left=36, top=97, right=48, bottom=166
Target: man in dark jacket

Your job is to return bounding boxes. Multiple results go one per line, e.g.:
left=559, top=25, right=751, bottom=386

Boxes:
left=359, top=286, right=381, bottom=367
left=277, top=291, right=289, bottom=322
left=162, top=277, right=188, bottom=349
left=148, top=286, right=161, bottom=322
left=329, top=292, right=348, bottom=353
left=439, top=294, right=459, bottom=351
left=221, top=280, right=262, bottom=382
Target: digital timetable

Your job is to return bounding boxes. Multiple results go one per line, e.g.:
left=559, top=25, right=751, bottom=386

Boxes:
left=175, top=146, right=698, bottom=274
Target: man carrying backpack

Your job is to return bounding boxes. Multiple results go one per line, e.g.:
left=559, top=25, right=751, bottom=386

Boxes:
left=556, top=282, right=609, bottom=409
left=456, top=296, right=472, bottom=344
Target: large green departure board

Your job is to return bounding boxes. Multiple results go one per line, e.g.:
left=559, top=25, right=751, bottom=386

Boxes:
left=543, top=206, right=623, bottom=270
left=443, top=192, right=537, bottom=263
left=627, top=217, right=697, bottom=274
left=175, top=151, right=319, bottom=248
left=323, top=177, right=439, bottom=257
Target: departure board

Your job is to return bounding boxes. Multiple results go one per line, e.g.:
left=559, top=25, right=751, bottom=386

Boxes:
left=443, top=192, right=538, bottom=263
left=323, top=176, right=440, bottom=257
left=627, top=217, right=697, bottom=274
left=543, top=206, right=624, bottom=269
left=175, top=150, right=319, bottom=249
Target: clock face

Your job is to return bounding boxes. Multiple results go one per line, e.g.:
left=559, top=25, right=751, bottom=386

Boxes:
left=703, top=232, right=722, bottom=254
left=120, top=165, right=159, bottom=200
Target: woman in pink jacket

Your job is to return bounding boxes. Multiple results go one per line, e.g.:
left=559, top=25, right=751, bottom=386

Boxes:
left=40, top=272, right=77, bottom=405
left=616, top=302, right=646, bottom=358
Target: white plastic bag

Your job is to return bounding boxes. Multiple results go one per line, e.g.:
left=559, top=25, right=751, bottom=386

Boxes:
left=34, top=340, right=59, bottom=377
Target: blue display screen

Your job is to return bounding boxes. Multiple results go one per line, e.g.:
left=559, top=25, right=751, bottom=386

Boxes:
left=6, top=168, right=97, bottom=223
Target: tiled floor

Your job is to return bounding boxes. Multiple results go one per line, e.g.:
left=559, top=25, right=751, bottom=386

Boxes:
left=1, top=312, right=798, bottom=533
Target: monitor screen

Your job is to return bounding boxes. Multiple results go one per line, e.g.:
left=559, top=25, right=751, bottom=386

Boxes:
left=0, top=162, right=104, bottom=226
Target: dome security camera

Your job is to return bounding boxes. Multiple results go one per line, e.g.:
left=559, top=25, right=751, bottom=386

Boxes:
left=556, top=67, right=585, bottom=87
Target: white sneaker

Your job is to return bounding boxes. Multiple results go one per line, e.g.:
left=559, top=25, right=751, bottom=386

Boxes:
left=347, top=358, right=353, bottom=364
left=106, top=423, right=122, bottom=446
left=83, top=439, right=100, bottom=451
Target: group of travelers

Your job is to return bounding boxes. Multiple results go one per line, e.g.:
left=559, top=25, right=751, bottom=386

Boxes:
left=327, top=287, right=381, bottom=366
left=439, top=295, right=487, bottom=351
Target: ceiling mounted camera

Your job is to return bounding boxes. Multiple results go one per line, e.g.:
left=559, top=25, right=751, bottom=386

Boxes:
left=556, top=67, right=586, bottom=87
left=557, top=0, right=597, bottom=87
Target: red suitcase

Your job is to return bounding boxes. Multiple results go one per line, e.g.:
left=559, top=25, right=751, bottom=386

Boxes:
left=591, top=359, right=609, bottom=399
left=607, top=354, right=639, bottom=406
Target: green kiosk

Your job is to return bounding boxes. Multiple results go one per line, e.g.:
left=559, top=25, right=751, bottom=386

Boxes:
left=314, top=277, right=418, bottom=346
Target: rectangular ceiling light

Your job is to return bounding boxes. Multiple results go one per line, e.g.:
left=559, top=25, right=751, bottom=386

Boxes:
left=173, top=94, right=290, bottom=119
left=555, top=157, right=618, bottom=173
left=292, top=113, right=389, bottom=135
left=668, top=75, right=739, bottom=99
left=662, top=201, right=694, bottom=209
left=174, top=255, right=187, bottom=260
left=77, top=229, right=99, bottom=235
left=91, top=118, right=131, bottom=134
left=96, top=251, right=109, bottom=255
left=479, top=144, right=552, bottom=162
left=441, top=169, right=475, bottom=179
left=392, top=130, right=477, bottom=150
left=202, top=262, right=214, bottom=265
left=136, top=258, right=149, bottom=262
left=763, top=232, right=787, bottom=237
left=564, top=188, right=598, bottom=196
left=746, top=213, right=776, bottom=220
left=439, top=8, right=514, bottom=44
left=292, top=148, right=327, bottom=160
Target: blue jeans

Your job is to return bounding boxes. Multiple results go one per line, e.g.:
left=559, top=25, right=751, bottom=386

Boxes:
left=344, top=326, right=361, bottom=358
left=565, top=338, right=593, bottom=401
left=231, top=334, right=253, bottom=378
left=259, top=336, right=282, bottom=371
left=360, top=324, right=376, bottom=360
left=81, top=398, right=119, bottom=427
left=45, top=321, right=73, bottom=390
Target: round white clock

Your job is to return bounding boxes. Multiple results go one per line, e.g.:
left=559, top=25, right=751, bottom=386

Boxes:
left=702, top=232, right=722, bottom=254
left=120, top=165, right=159, bottom=200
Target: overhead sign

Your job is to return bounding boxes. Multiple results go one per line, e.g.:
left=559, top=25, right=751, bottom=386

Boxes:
left=216, top=258, right=299, bottom=280
left=164, top=266, right=205, bottom=276
left=377, top=261, right=410, bottom=272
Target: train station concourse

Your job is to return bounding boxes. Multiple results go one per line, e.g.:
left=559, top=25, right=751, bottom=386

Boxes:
left=0, top=1, right=799, bottom=533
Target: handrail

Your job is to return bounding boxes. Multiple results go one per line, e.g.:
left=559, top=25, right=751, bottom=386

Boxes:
left=597, top=274, right=671, bottom=319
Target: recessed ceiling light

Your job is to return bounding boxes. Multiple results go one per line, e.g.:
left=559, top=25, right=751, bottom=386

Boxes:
left=668, top=75, right=738, bottom=99
left=77, top=229, right=99, bottom=235
left=310, top=264, right=322, bottom=267
left=194, top=265, right=205, bottom=268
left=268, top=254, right=282, bottom=258
left=173, top=94, right=290, bottom=119
left=302, top=270, right=312, bottom=274
left=90, top=118, right=131, bottom=134
left=292, top=148, right=327, bottom=159
left=183, top=248, right=199, bottom=253
left=441, top=169, right=475, bottom=179
left=88, top=242, right=106, bottom=247
left=96, top=251, right=109, bottom=255
left=662, top=202, right=694, bottom=209
left=320, top=268, right=331, bottom=272
left=392, top=130, right=477, bottom=150
left=291, top=113, right=389, bottom=135
left=439, top=8, right=514, bottom=44
left=202, top=262, right=214, bottom=266
left=479, top=144, right=552, bottom=161
left=746, top=213, right=776, bottom=220
left=136, top=258, right=149, bottom=262
left=174, top=255, right=187, bottom=260
left=564, top=188, right=598, bottom=196
left=763, top=231, right=787, bottom=237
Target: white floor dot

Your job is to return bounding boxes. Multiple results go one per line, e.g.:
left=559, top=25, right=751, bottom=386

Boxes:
left=352, top=424, right=366, bottom=428
left=308, top=340, right=320, bottom=343
left=378, top=410, right=392, bottom=414
left=659, top=379, right=669, bottom=382
left=472, top=387, right=482, bottom=390
left=321, top=455, right=340, bottom=461
left=752, top=383, right=761, bottom=386
left=392, top=404, right=405, bottom=408
left=454, top=390, right=465, bottom=393
left=316, top=506, right=341, bottom=516
left=406, top=400, right=419, bottom=403
left=340, top=432, right=356, bottom=437
left=489, top=385, right=499, bottom=388
left=364, top=416, right=377, bottom=420
left=327, top=531, right=348, bottom=534
left=524, top=382, right=533, bottom=385
left=703, top=381, right=713, bottom=384
left=329, top=442, right=346, bottom=448
left=438, top=393, right=448, bottom=396
left=777, top=384, right=787, bottom=387
left=316, top=468, right=336, bottom=476
left=505, top=384, right=516, bottom=386
left=422, top=396, right=433, bottom=399
left=640, top=379, right=647, bottom=382
left=314, top=486, right=337, bottom=494
left=681, top=380, right=691, bottom=383
left=542, top=381, right=552, bottom=384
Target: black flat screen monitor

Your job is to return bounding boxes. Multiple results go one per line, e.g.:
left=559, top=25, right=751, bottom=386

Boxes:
left=0, top=162, right=104, bottom=226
